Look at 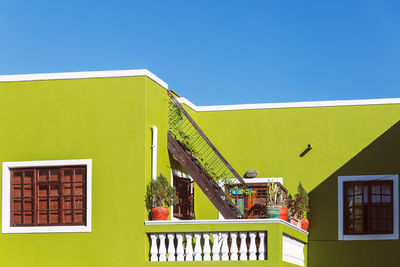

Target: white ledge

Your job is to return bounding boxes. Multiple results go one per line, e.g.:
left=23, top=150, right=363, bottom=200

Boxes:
left=0, top=69, right=168, bottom=89
left=145, top=218, right=308, bottom=235
left=177, top=97, right=400, bottom=111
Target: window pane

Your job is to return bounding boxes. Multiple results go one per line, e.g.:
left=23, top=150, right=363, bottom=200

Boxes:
left=371, top=207, right=378, bottom=219
left=74, top=169, right=85, bottom=182
left=63, top=170, right=73, bottom=183
left=50, top=185, right=59, bottom=196
left=38, top=170, right=48, bottom=182
left=74, top=197, right=84, bottom=209
left=74, top=210, right=84, bottom=224
left=354, top=184, right=362, bottom=195
left=49, top=198, right=59, bottom=210
left=38, top=198, right=48, bottom=210
left=382, top=183, right=391, bottom=194
left=372, top=184, right=381, bottom=194
left=372, top=195, right=381, bottom=203
left=12, top=200, right=22, bottom=211
left=354, top=195, right=362, bottom=204
left=63, top=197, right=72, bottom=209
left=24, top=184, right=33, bottom=197
left=23, top=212, right=33, bottom=224
left=50, top=169, right=60, bottom=181
left=38, top=185, right=48, bottom=197
left=63, top=183, right=72, bottom=196
left=12, top=185, right=21, bottom=197
left=62, top=211, right=72, bottom=224
left=363, top=185, right=368, bottom=203
left=23, top=171, right=34, bottom=184
left=23, top=199, right=33, bottom=211
left=346, top=184, right=353, bottom=196
left=353, top=218, right=364, bottom=233
left=49, top=211, right=59, bottom=224
left=73, top=183, right=84, bottom=196
left=12, top=212, right=22, bottom=225
left=382, top=195, right=391, bottom=203
left=38, top=212, right=48, bottom=224
left=12, top=172, right=22, bottom=184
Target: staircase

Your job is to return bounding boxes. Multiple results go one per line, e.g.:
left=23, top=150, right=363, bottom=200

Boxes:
left=167, top=91, right=247, bottom=219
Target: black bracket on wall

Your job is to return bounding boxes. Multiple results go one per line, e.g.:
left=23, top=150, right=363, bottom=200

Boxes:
left=300, top=144, right=312, bottom=157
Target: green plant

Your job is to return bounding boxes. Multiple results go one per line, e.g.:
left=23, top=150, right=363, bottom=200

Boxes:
left=267, top=180, right=285, bottom=206
left=145, top=174, right=179, bottom=211
left=288, top=182, right=310, bottom=219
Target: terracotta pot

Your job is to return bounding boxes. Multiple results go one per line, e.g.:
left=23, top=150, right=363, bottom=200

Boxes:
left=151, top=206, right=169, bottom=220
left=290, top=218, right=300, bottom=227
left=266, top=206, right=281, bottom=218
left=300, top=218, right=309, bottom=231
left=278, top=207, right=288, bottom=221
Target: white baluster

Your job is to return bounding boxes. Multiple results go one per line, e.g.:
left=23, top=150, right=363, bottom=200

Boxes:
left=249, top=232, right=257, bottom=260
left=212, top=232, right=221, bottom=261
left=159, top=234, right=167, bottom=261
left=230, top=232, right=238, bottom=261
left=258, top=232, right=265, bottom=260
left=203, top=232, right=211, bottom=261
left=239, top=232, right=248, bottom=261
left=167, top=233, right=176, bottom=261
left=194, top=233, right=203, bottom=261
left=150, top=234, right=159, bottom=262
left=221, top=232, right=229, bottom=261
left=185, top=233, right=194, bottom=261
left=176, top=233, right=185, bottom=261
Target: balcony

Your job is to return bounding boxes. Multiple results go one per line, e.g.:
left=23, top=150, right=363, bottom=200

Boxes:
left=145, top=219, right=308, bottom=266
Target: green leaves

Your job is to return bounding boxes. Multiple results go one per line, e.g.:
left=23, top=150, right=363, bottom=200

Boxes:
left=145, top=174, right=179, bottom=211
left=288, top=182, right=310, bottom=219
left=267, top=180, right=284, bottom=207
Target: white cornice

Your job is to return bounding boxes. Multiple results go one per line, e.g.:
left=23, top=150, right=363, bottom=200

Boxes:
left=177, top=97, right=400, bottom=111
left=0, top=69, right=168, bottom=89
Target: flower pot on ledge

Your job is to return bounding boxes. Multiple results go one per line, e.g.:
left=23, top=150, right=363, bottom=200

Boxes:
left=151, top=206, right=169, bottom=220
left=278, top=207, right=288, bottom=221
left=266, top=206, right=281, bottom=218
left=299, top=218, right=309, bottom=231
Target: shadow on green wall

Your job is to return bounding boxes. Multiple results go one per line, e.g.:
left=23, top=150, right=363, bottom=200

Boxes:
left=308, top=120, right=400, bottom=267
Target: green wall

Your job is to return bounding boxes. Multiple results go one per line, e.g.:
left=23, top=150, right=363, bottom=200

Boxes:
left=0, top=76, right=166, bottom=267
left=192, top=103, right=400, bottom=266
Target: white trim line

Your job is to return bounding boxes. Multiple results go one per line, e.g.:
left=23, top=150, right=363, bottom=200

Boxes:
left=2, top=159, right=92, bottom=234
left=0, top=69, right=168, bottom=89
left=177, top=97, right=400, bottom=111
left=145, top=218, right=308, bottom=235
left=338, top=174, right=399, bottom=241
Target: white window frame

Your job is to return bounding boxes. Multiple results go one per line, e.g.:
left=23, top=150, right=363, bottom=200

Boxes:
left=338, top=174, right=399, bottom=240
left=2, top=159, right=92, bottom=234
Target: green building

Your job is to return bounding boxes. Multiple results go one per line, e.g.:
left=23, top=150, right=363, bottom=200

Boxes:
left=0, top=69, right=399, bottom=266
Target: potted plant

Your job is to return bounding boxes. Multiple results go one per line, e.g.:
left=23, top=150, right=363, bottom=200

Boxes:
left=288, top=182, right=310, bottom=231
left=145, top=174, right=179, bottom=220
left=266, top=181, right=287, bottom=219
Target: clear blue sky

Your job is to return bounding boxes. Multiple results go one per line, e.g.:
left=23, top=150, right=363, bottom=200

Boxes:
left=1, top=1, right=399, bottom=105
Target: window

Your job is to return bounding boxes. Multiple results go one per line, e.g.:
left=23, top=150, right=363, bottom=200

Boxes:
left=221, top=178, right=285, bottom=219
left=226, top=185, right=269, bottom=218
left=2, top=160, right=92, bottom=233
left=10, top=167, right=86, bottom=226
left=172, top=170, right=194, bottom=220
left=338, top=175, right=399, bottom=240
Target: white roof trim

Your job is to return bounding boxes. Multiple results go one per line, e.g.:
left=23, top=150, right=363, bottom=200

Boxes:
left=177, top=97, right=400, bottom=111
left=0, top=69, right=168, bottom=89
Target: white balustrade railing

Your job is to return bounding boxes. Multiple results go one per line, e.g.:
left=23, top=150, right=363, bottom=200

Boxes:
left=282, top=235, right=305, bottom=266
left=149, top=231, right=266, bottom=262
